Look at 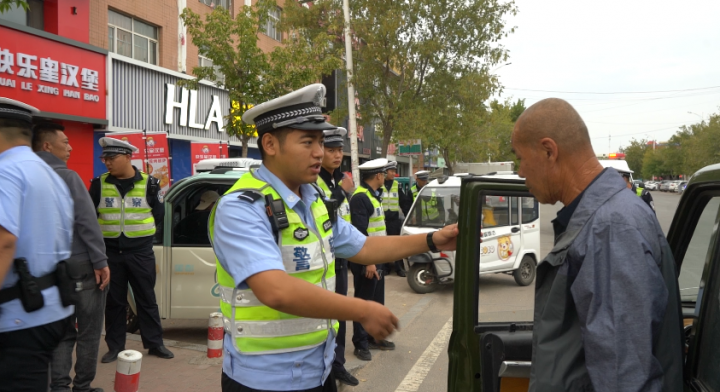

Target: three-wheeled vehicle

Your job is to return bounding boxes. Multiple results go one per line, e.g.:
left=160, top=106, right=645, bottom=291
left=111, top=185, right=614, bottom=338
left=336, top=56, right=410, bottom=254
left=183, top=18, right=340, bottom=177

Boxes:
left=447, top=164, right=720, bottom=391
left=126, top=158, right=261, bottom=332
left=401, top=173, right=540, bottom=293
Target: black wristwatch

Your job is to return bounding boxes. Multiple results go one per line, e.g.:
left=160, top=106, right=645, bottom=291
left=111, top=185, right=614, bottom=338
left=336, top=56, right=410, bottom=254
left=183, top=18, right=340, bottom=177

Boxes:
left=426, top=231, right=439, bottom=253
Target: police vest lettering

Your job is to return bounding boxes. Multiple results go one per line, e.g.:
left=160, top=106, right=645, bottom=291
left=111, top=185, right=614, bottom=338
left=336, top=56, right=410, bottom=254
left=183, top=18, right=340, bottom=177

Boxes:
left=208, top=172, right=339, bottom=355
left=316, top=175, right=351, bottom=222
left=352, top=186, right=387, bottom=236
left=96, top=173, right=156, bottom=238
left=382, top=180, right=400, bottom=212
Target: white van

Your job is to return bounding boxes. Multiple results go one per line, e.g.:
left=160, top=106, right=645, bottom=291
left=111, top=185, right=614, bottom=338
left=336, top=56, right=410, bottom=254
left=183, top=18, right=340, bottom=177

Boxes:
left=401, top=173, right=541, bottom=293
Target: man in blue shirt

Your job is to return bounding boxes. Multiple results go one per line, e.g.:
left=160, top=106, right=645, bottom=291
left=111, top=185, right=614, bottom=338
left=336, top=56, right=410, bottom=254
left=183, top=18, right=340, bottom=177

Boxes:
left=212, top=84, right=459, bottom=392
left=0, top=98, right=75, bottom=391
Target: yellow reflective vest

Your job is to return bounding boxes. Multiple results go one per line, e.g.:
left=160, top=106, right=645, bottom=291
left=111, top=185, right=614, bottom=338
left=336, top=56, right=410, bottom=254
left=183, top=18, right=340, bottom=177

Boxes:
left=316, top=175, right=351, bottom=222
left=96, top=172, right=155, bottom=238
left=208, top=172, right=339, bottom=355
left=352, top=186, right=387, bottom=236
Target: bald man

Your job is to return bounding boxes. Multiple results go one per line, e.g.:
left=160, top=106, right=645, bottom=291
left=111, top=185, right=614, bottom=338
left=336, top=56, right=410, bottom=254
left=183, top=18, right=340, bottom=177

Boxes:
left=511, top=98, right=683, bottom=392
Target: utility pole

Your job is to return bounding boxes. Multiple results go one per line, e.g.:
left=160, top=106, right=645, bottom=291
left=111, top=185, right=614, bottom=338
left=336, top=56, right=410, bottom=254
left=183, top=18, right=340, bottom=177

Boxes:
left=342, top=0, right=360, bottom=182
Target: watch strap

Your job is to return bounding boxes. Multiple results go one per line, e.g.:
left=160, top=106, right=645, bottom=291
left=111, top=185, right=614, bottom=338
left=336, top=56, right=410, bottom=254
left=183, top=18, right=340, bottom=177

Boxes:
left=426, top=231, right=439, bottom=252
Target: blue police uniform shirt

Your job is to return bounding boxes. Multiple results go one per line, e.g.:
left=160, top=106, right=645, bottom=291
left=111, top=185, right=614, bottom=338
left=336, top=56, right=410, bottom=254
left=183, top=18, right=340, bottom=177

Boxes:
left=0, top=146, right=74, bottom=332
left=213, top=165, right=367, bottom=391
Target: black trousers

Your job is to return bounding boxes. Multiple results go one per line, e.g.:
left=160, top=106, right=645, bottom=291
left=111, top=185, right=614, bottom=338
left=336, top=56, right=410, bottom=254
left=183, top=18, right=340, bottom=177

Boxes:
left=221, top=372, right=337, bottom=392
left=105, top=248, right=164, bottom=350
left=384, top=218, right=405, bottom=272
left=348, top=261, right=385, bottom=350
left=332, top=258, right=349, bottom=372
left=0, top=317, right=70, bottom=392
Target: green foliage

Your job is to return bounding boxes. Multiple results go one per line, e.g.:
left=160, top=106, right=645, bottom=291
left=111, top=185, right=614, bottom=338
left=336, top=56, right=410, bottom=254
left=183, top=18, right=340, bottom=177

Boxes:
left=283, top=0, right=516, bottom=156
left=631, top=112, right=720, bottom=180
left=180, top=1, right=342, bottom=156
left=620, top=138, right=647, bottom=176
left=0, top=0, right=28, bottom=13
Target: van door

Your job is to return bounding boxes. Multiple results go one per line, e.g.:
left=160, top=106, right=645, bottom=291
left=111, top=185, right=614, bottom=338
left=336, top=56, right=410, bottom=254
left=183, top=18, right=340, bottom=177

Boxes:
left=479, top=196, right=521, bottom=273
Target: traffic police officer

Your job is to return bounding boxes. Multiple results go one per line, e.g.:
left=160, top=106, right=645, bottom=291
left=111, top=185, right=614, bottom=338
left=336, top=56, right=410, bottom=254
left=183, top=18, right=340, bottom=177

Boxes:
left=381, top=161, right=406, bottom=277
left=618, top=168, right=655, bottom=212
left=349, top=158, right=396, bottom=361
left=0, top=98, right=74, bottom=390
left=316, top=127, right=358, bottom=386
left=89, top=137, right=173, bottom=362
left=208, top=84, right=459, bottom=392
left=409, top=170, right=440, bottom=223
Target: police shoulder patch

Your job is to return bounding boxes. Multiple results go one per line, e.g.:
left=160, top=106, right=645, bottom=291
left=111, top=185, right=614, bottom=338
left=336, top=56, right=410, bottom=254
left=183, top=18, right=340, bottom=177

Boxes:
left=322, top=219, right=332, bottom=232
left=294, top=227, right=309, bottom=241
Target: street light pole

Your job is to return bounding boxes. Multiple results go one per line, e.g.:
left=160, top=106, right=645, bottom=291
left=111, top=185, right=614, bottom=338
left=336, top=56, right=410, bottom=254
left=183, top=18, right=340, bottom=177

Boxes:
left=342, top=0, right=360, bottom=183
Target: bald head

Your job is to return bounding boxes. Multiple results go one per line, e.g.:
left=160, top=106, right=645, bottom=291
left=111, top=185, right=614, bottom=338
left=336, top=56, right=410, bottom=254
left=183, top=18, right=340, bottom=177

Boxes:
left=513, top=98, right=591, bottom=152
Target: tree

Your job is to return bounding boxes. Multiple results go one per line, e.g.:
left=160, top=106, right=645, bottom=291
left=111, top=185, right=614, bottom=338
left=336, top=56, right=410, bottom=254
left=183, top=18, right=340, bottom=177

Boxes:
left=0, top=0, right=27, bottom=13
left=284, top=0, right=516, bottom=156
left=619, top=138, right=647, bottom=177
left=180, top=1, right=342, bottom=156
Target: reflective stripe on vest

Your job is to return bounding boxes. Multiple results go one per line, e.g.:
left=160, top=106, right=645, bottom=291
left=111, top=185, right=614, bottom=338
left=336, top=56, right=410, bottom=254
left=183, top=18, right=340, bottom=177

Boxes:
left=381, top=180, right=400, bottom=212
left=317, top=175, right=351, bottom=222
left=352, top=186, right=387, bottom=236
left=208, top=172, right=339, bottom=355
left=96, top=173, right=155, bottom=238
left=411, top=184, right=419, bottom=198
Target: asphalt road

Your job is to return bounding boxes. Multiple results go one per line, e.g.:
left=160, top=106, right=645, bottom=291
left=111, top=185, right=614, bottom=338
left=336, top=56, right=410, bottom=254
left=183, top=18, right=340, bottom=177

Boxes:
left=150, top=190, right=687, bottom=391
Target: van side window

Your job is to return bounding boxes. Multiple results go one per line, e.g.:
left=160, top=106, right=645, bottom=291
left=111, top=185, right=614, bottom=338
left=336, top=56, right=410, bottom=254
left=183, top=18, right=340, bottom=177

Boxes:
left=511, top=197, right=519, bottom=225
left=482, top=196, right=510, bottom=228
left=521, top=197, right=539, bottom=223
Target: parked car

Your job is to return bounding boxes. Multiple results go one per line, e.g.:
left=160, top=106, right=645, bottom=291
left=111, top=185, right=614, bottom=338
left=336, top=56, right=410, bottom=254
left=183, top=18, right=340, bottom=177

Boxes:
left=448, top=162, right=720, bottom=391
left=660, top=180, right=672, bottom=192
left=645, top=181, right=657, bottom=190
left=677, top=181, right=688, bottom=194
left=668, top=180, right=684, bottom=192
left=126, top=158, right=261, bottom=332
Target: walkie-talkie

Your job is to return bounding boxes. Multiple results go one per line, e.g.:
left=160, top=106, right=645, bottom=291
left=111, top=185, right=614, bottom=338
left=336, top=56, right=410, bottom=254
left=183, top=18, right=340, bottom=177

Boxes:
left=14, top=258, right=44, bottom=312
left=265, top=195, right=289, bottom=233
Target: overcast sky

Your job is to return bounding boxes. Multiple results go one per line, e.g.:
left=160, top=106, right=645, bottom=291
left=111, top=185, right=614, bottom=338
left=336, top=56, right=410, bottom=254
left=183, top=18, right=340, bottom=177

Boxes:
left=493, top=0, right=720, bottom=155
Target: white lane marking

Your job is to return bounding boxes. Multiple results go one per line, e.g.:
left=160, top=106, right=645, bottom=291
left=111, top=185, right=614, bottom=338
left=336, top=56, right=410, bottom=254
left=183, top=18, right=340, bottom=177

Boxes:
left=394, top=317, right=453, bottom=392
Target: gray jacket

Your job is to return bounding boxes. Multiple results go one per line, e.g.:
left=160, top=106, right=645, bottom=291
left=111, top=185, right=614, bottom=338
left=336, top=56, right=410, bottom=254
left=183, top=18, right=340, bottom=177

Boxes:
left=529, top=169, right=683, bottom=392
left=37, top=152, right=108, bottom=271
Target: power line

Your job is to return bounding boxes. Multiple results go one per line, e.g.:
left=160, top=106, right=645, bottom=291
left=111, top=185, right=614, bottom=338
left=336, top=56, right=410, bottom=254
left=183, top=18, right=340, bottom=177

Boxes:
left=505, top=85, right=720, bottom=95
left=590, top=123, right=691, bottom=140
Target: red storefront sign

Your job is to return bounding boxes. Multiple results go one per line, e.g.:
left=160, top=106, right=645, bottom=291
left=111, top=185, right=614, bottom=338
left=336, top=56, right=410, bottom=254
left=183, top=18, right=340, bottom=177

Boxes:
left=107, top=132, right=172, bottom=199
left=191, top=142, right=228, bottom=174
left=0, top=25, right=106, bottom=121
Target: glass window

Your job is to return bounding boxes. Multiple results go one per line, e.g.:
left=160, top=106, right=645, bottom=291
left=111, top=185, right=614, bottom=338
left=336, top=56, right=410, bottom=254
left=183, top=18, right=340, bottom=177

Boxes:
left=678, top=197, right=720, bottom=303
left=198, top=55, right=226, bottom=84
left=408, top=187, right=459, bottom=228
left=521, top=197, right=539, bottom=223
left=0, top=3, right=26, bottom=25
left=133, top=35, right=149, bottom=62
left=108, top=10, right=158, bottom=65
left=482, top=196, right=511, bottom=228
left=511, top=197, right=519, bottom=225
left=26, top=0, right=43, bottom=29
left=199, top=0, right=230, bottom=9
left=264, top=6, right=282, bottom=41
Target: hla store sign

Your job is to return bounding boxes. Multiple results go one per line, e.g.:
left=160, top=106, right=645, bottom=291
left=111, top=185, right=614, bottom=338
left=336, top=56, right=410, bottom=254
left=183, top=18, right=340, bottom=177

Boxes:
left=164, top=83, right=224, bottom=132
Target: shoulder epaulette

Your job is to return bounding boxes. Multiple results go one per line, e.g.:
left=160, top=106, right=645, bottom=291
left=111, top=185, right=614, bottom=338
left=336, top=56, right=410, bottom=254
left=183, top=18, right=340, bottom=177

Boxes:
left=237, top=190, right=263, bottom=203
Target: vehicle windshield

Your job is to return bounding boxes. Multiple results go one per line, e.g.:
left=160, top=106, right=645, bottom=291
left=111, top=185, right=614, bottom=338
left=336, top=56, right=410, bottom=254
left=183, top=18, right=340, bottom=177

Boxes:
left=406, top=186, right=460, bottom=228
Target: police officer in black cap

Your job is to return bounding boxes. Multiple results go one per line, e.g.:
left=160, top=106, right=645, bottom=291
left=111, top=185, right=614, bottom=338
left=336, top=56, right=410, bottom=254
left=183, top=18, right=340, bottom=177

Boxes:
left=89, top=137, right=173, bottom=362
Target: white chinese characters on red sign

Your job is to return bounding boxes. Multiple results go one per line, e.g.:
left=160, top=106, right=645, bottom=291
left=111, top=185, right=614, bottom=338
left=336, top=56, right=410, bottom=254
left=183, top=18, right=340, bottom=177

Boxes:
left=0, top=26, right=105, bottom=120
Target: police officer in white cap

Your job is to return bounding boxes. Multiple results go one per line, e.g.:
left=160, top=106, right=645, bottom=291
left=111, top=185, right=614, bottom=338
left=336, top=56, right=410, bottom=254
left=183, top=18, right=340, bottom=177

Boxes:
left=381, top=160, right=407, bottom=277
left=617, top=168, right=655, bottom=212
left=317, top=127, right=358, bottom=386
left=208, top=84, right=459, bottom=392
left=89, top=137, right=173, bottom=362
left=0, top=98, right=74, bottom=390
left=348, top=158, right=396, bottom=361
left=411, top=170, right=431, bottom=199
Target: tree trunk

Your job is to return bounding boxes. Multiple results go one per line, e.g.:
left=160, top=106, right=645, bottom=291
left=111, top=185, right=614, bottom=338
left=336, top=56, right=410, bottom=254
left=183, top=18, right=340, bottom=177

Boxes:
left=241, top=134, right=250, bottom=157
left=381, top=122, right=393, bottom=157
left=443, top=148, right=453, bottom=175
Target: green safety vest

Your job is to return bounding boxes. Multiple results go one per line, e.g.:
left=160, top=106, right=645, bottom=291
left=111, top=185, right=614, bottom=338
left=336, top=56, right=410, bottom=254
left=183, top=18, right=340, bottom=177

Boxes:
left=381, top=180, right=400, bottom=212
left=421, top=189, right=440, bottom=221
left=316, top=175, right=351, bottom=222
left=636, top=186, right=644, bottom=196
left=411, top=184, right=419, bottom=198
left=352, top=186, right=387, bottom=236
left=208, top=172, right=339, bottom=355
left=96, top=172, right=155, bottom=238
